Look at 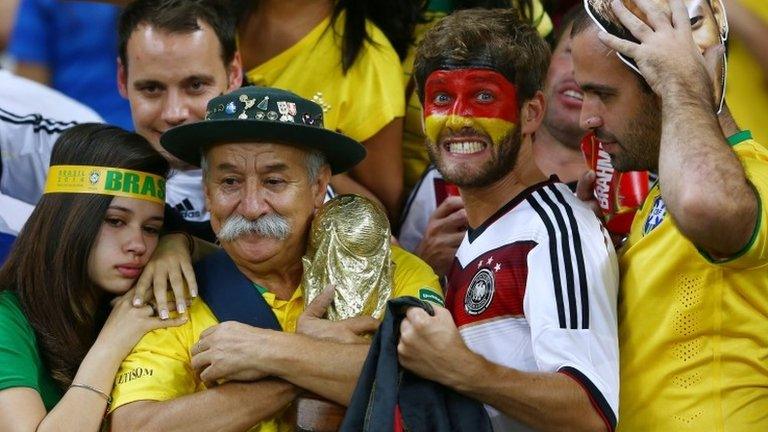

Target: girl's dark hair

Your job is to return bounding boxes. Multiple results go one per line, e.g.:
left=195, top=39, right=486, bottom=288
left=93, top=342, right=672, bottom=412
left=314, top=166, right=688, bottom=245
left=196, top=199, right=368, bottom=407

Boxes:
left=0, top=124, right=169, bottom=390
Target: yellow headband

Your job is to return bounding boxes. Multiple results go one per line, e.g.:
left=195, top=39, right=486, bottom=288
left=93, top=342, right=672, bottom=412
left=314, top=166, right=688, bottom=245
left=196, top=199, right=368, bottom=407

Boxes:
left=44, top=165, right=166, bottom=205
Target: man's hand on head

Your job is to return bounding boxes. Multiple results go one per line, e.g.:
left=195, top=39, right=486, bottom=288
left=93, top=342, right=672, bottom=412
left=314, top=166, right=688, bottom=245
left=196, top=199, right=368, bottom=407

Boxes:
left=415, top=196, right=468, bottom=277
left=598, top=0, right=715, bottom=102
left=297, top=284, right=380, bottom=344
left=397, top=305, right=479, bottom=388
left=190, top=321, right=272, bottom=387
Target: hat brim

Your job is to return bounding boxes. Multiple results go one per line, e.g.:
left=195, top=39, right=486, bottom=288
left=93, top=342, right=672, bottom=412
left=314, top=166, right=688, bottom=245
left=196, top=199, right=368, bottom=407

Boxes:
left=160, top=119, right=366, bottom=175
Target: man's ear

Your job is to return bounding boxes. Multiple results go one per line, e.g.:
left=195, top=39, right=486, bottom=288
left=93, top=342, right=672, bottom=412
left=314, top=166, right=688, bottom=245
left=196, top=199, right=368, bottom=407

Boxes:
left=227, top=51, right=244, bottom=92
left=313, top=165, right=332, bottom=209
left=520, top=90, right=546, bottom=137
left=117, top=57, right=129, bottom=98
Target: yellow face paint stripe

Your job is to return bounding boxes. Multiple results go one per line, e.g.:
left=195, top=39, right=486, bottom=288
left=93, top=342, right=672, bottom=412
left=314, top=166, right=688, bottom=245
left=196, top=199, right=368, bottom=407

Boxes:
left=424, top=114, right=517, bottom=147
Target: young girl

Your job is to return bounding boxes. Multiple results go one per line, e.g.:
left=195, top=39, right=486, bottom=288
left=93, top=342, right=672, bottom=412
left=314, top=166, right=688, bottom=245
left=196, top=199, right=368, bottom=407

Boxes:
left=0, top=123, right=186, bottom=431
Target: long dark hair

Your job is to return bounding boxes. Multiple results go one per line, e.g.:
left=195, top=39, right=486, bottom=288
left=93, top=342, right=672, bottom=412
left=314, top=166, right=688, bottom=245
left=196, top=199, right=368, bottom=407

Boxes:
left=332, top=0, right=426, bottom=72
left=233, top=0, right=426, bottom=73
left=0, top=124, right=169, bottom=390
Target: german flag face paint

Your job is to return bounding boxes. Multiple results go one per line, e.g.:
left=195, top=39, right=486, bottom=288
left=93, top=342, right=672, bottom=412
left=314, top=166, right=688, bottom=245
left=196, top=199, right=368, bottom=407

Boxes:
left=423, top=69, right=520, bottom=150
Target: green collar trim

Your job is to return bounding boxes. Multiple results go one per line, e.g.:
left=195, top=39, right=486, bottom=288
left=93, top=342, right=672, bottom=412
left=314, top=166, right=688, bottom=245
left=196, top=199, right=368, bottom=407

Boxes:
left=697, top=181, right=762, bottom=264
left=727, top=130, right=753, bottom=147
left=252, top=283, right=267, bottom=295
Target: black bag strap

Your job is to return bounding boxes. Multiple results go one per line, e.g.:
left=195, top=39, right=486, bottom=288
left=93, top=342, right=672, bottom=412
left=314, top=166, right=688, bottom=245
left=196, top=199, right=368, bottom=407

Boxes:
left=195, top=249, right=281, bottom=331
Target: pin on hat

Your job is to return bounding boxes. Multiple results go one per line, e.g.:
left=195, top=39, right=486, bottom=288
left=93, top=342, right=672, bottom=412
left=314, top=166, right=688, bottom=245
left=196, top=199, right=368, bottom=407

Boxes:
left=161, top=86, right=366, bottom=174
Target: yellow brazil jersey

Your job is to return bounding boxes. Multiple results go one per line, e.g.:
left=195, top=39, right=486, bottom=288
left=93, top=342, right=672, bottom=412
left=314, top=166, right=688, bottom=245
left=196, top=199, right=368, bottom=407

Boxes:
left=725, top=0, right=768, bottom=144
left=109, top=246, right=442, bottom=432
left=245, top=11, right=404, bottom=144
left=617, top=132, right=768, bottom=431
left=400, top=1, right=552, bottom=194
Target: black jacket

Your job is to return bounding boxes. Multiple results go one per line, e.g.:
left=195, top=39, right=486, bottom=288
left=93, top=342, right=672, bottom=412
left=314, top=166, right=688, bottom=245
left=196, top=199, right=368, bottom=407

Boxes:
left=341, top=296, right=493, bottom=432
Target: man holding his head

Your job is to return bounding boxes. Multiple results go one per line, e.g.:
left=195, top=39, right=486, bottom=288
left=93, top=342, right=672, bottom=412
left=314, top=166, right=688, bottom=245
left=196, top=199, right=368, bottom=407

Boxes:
left=587, top=0, right=728, bottom=107
left=573, top=0, right=768, bottom=428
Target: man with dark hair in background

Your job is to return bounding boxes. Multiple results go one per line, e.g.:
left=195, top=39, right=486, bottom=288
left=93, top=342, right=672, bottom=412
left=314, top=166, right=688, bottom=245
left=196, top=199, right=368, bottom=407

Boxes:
left=397, top=8, right=619, bottom=432
left=117, top=0, right=242, bottom=246
left=571, top=0, right=768, bottom=429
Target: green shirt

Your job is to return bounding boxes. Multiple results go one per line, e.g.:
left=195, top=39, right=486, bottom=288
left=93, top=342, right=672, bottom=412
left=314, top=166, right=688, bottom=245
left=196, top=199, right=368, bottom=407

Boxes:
left=0, top=290, right=61, bottom=410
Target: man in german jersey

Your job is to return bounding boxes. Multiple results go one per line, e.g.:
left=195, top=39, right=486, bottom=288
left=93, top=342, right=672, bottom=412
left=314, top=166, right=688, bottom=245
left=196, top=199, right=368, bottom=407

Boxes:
left=397, top=9, right=620, bottom=432
left=398, top=5, right=589, bottom=277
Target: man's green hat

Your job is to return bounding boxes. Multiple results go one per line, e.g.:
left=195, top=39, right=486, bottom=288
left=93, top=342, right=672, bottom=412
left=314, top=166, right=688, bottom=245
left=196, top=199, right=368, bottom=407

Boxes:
left=161, top=86, right=366, bottom=174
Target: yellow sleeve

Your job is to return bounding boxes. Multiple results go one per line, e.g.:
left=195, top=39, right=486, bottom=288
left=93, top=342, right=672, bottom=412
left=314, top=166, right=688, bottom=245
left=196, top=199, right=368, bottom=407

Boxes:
left=390, top=246, right=444, bottom=306
left=109, top=312, right=201, bottom=412
left=711, top=140, right=768, bottom=269
left=740, top=0, right=768, bottom=22
left=335, top=20, right=405, bottom=143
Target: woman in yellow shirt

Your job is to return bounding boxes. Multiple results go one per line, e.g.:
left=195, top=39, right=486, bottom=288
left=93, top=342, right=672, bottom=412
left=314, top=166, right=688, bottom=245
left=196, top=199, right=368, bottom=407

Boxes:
left=234, top=0, right=424, bottom=221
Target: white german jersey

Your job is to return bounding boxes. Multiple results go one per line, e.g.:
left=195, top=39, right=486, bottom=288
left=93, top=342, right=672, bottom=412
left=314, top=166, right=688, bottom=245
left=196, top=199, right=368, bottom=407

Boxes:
left=445, top=179, right=620, bottom=431
left=0, top=70, right=102, bottom=234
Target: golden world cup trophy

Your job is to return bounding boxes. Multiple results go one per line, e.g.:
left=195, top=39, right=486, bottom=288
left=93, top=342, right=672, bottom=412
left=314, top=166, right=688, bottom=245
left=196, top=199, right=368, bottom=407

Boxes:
left=296, top=195, right=394, bottom=432
left=302, top=194, right=393, bottom=320
left=291, top=194, right=394, bottom=431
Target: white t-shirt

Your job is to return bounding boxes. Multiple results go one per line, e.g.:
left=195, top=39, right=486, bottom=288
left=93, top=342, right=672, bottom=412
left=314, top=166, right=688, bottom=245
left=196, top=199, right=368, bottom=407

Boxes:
left=398, top=165, right=446, bottom=252
left=0, top=70, right=103, bottom=234
left=445, top=179, right=620, bottom=431
left=166, top=169, right=209, bottom=222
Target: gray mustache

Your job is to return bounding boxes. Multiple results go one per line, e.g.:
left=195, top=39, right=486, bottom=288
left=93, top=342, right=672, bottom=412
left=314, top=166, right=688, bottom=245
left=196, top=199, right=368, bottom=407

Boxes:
left=217, top=213, right=291, bottom=242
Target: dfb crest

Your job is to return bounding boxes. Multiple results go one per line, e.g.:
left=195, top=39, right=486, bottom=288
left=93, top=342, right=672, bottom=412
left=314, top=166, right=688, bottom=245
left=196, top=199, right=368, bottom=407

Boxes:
left=465, top=268, right=495, bottom=315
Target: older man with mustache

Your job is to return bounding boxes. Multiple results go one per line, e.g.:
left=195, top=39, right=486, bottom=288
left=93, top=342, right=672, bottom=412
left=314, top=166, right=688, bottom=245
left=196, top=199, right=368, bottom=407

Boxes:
left=108, top=86, right=443, bottom=432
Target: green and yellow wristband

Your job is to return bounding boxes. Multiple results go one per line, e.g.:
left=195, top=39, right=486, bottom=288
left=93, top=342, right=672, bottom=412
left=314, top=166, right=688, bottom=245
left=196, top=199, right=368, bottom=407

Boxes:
left=44, top=165, right=166, bottom=204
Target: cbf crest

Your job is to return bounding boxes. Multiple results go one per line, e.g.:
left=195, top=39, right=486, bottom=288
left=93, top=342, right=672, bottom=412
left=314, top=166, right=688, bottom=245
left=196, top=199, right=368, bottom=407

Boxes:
left=465, top=268, right=495, bottom=315
left=643, top=195, right=666, bottom=235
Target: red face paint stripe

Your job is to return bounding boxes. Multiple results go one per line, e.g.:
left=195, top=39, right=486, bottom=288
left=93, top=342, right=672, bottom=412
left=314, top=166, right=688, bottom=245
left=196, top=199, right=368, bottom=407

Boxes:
left=424, top=69, right=519, bottom=123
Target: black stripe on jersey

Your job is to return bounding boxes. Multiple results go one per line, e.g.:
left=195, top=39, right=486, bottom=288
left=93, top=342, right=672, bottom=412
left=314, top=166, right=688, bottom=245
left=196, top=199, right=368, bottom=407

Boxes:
left=469, top=177, right=557, bottom=243
left=559, top=367, right=617, bottom=431
left=526, top=195, right=567, bottom=328
left=549, top=185, right=590, bottom=329
left=536, top=189, right=578, bottom=329
left=0, top=108, right=78, bottom=134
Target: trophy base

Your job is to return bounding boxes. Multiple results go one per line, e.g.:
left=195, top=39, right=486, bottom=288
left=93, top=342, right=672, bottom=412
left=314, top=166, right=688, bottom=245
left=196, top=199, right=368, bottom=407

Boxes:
left=288, top=392, right=347, bottom=432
